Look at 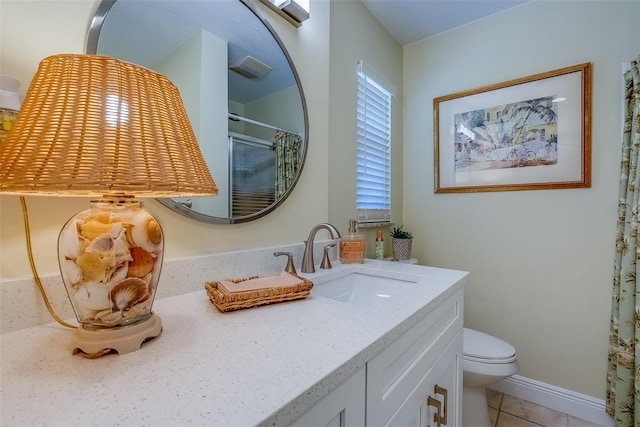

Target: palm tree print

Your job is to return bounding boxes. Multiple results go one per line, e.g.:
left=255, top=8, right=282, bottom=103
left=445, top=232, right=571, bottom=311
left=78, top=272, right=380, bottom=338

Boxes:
left=607, top=54, right=640, bottom=425
left=454, top=95, right=559, bottom=171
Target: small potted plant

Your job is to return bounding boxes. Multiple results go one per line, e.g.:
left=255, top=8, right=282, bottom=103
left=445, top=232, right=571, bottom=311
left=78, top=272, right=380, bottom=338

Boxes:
left=389, top=225, right=413, bottom=260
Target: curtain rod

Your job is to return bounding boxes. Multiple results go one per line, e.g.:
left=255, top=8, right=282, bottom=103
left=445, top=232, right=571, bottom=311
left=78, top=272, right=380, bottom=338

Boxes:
left=228, top=113, right=300, bottom=137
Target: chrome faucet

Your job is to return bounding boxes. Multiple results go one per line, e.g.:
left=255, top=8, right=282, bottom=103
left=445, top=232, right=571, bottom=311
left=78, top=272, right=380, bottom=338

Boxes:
left=301, top=223, right=341, bottom=273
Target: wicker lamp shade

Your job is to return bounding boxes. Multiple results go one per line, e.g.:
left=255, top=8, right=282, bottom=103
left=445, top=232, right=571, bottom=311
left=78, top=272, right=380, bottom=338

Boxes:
left=0, top=54, right=218, bottom=198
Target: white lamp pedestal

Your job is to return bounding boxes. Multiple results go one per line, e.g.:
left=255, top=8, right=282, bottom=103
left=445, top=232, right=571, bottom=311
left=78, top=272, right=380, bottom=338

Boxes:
left=71, top=313, right=162, bottom=358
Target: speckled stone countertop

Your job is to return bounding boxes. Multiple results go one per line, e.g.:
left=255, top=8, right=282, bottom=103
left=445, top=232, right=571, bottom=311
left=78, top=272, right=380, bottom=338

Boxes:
left=1, top=259, right=467, bottom=426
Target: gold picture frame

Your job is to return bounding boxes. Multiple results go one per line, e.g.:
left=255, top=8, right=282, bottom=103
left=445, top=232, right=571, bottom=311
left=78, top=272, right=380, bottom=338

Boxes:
left=434, top=63, right=591, bottom=193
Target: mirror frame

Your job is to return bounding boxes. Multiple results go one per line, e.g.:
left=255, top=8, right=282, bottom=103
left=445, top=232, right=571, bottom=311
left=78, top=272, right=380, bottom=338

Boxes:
left=86, top=0, right=309, bottom=224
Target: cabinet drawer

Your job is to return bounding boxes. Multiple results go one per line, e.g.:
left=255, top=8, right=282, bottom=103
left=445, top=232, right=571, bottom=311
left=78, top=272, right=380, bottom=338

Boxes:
left=366, top=289, right=463, bottom=425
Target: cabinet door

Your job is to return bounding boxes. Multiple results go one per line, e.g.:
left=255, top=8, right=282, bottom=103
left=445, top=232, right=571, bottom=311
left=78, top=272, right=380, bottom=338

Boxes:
left=367, top=290, right=463, bottom=426
left=384, top=330, right=462, bottom=427
left=291, top=367, right=365, bottom=427
left=422, top=331, right=462, bottom=427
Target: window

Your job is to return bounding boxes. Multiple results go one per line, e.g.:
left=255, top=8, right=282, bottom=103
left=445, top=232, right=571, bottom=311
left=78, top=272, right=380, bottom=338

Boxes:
left=356, top=61, right=395, bottom=225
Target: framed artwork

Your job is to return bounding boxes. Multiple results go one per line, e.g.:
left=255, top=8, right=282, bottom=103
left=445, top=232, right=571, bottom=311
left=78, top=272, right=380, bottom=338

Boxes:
left=434, top=63, right=591, bottom=193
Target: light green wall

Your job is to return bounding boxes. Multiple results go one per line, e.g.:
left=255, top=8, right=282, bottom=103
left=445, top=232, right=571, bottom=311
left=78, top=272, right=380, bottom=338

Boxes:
left=328, top=0, right=403, bottom=255
left=245, top=85, right=304, bottom=142
left=403, top=0, right=639, bottom=399
left=0, top=0, right=330, bottom=277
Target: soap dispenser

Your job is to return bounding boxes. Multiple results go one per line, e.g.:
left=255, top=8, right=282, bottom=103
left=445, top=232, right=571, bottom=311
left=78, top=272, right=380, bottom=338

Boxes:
left=339, top=219, right=365, bottom=264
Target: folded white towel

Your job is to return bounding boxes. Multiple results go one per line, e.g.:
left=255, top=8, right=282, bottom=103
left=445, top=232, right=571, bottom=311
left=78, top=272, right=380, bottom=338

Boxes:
left=218, top=272, right=303, bottom=293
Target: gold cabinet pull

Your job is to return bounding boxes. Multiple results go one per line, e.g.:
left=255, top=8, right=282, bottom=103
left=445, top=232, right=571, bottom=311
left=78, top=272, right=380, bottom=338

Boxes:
left=434, top=385, right=448, bottom=425
left=426, top=396, right=442, bottom=427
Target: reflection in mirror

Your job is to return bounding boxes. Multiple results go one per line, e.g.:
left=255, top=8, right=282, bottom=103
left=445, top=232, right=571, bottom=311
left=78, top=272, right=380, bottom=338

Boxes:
left=86, top=0, right=308, bottom=223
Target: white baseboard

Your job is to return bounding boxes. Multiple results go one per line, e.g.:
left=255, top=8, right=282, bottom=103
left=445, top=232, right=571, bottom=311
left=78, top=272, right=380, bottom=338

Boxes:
left=487, top=375, right=613, bottom=426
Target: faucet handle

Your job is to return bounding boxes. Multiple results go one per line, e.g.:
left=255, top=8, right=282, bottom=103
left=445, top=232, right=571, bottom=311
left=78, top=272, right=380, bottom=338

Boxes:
left=273, top=252, right=297, bottom=275
left=320, top=243, right=336, bottom=270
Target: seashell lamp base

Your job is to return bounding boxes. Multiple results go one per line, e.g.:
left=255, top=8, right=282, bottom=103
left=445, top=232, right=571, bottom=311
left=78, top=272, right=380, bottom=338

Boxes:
left=58, top=196, right=164, bottom=330
left=71, top=313, right=162, bottom=358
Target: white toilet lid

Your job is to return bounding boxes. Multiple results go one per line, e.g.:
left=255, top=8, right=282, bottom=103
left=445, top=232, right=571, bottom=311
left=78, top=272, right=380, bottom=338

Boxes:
left=463, top=328, right=517, bottom=363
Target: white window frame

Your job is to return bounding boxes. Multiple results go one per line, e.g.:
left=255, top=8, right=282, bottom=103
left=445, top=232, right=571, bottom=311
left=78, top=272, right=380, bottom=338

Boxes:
left=356, top=61, right=395, bottom=225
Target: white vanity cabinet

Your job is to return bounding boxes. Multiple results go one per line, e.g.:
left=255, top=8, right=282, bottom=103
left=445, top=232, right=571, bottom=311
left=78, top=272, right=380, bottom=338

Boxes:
left=291, top=288, right=463, bottom=427
left=291, top=368, right=366, bottom=426
left=366, top=288, right=463, bottom=426
left=376, top=332, right=462, bottom=427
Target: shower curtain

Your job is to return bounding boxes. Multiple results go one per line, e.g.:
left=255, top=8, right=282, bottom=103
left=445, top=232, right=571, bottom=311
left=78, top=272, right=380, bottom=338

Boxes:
left=274, top=130, right=301, bottom=199
left=607, top=55, right=640, bottom=424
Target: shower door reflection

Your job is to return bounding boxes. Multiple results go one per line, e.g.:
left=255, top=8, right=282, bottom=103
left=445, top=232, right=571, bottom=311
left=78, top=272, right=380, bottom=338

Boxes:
left=229, top=133, right=276, bottom=217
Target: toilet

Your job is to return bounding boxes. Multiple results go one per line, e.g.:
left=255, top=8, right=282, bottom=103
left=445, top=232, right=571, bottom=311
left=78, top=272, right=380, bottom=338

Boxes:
left=463, top=328, right=519, bottom=427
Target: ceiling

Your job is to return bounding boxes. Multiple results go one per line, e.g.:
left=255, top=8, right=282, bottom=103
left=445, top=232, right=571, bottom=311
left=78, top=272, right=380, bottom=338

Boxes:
left=360, top=0, right=530, bottom=45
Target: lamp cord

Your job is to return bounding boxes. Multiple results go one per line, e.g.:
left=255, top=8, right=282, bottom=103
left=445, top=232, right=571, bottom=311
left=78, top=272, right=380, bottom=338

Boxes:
left=20, top=196, right=77, bottom=329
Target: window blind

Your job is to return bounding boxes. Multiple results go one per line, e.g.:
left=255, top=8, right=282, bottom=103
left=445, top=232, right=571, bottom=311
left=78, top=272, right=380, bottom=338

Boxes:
left=356, top=61, right=392, bottom=224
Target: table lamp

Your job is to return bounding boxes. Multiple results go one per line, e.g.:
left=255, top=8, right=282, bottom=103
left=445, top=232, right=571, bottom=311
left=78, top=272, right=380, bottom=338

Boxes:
left=0, top=54, right=218, bottom=357
left=0, top=75, right=21, bottom=139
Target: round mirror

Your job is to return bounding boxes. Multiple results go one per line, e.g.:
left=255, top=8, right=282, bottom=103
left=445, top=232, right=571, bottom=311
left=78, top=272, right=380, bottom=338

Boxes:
left=86, top=0, right=308, bottom=223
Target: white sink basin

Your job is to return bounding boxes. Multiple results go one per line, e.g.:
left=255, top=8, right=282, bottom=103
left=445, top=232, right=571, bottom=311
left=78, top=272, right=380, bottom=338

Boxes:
left=313, top=272, right=419, bottom=305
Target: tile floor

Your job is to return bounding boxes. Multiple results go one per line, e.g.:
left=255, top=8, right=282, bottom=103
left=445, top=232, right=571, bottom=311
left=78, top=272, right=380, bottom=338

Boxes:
left=485, top=388, right=604, bottom=427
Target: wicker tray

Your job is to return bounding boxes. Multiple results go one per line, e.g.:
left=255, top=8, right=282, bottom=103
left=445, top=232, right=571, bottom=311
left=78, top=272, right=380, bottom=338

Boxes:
left=205, top=273, right=314, bottom=312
